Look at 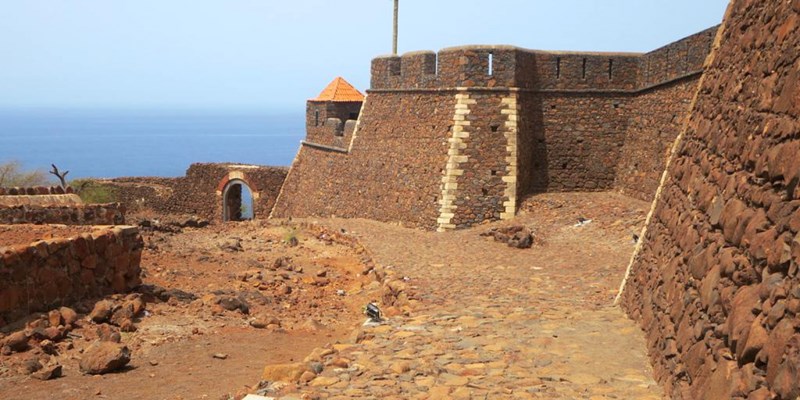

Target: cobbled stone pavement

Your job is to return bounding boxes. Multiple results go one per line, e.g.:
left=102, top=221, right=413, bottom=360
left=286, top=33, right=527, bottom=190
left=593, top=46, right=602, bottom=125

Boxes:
left=281, top=193, right=664, bottom=399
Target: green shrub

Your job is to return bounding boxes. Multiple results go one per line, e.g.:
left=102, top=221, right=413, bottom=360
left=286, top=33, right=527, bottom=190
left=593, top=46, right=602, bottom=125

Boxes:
left=72, top=179, right=118, bottom=204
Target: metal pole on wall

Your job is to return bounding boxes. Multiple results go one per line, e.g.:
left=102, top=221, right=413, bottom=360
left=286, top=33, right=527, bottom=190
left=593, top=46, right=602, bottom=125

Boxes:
left=393, top=0, right=399, bottom=55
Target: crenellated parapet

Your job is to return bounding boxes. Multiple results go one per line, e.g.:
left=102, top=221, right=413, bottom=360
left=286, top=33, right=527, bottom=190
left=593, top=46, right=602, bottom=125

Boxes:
left=370, top=26, right=719, bottom=92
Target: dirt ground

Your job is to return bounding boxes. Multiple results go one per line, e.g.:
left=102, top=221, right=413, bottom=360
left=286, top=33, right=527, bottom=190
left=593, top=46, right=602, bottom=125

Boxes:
left=0, top=221, right=381, bottom=400
left=0, top=191, right=659, bottom=399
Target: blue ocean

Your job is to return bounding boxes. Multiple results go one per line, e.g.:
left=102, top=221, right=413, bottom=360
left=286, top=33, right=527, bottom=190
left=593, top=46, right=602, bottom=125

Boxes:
left=0, top=109, right=305, bottom=179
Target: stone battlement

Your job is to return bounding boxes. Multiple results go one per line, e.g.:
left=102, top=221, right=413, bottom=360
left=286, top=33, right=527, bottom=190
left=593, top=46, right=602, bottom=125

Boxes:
left=370, top=26, right=718, bottom=92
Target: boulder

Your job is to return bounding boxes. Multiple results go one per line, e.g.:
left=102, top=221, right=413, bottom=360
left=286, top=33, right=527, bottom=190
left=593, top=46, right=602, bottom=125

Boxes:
left=217, top=296, right=249, bottom=314
left=89, top=300, right=114, bottom=323
left=4, top=331, right=29, bottom=353
left=59, top=307, right=79, bottom=325
left=79, top=341, right=131, bottom=375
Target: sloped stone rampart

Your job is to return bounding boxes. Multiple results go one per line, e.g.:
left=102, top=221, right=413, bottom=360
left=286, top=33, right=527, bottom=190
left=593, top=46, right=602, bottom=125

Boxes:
left=621, top=1, right=800, bottom=398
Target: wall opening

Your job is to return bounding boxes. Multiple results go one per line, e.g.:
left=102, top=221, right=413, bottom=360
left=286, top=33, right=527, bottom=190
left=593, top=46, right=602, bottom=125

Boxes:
left=556, top=57, right=561, bottom=79
left=488, top=53, right=494, bottom=76
left=582, top=58, right=587, bottom=79
left=608, top=59, right=614, bottom=80
left=223, top=179, right=254, bottom=222
left=315, top=110, right=320, bottom=126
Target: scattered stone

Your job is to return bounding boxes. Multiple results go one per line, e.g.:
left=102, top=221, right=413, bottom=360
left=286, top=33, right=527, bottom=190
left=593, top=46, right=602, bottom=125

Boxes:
left=31, top=363, right=62, bottom=380
left=59, top=307, right=79, bottom=325
left=262, top=363, right=309, bottom=382
left=89, top=300, right=114, bottom=323
left=47, top=310, right=63, bottom=327
left=481, top=225, right=535, bottom=249
left=95, top=324, right=122, bottom=343
left=250, top=316, right=281, bottom=329
left=219, top=238, right=243, bottom=252
left=4, top=331, right=29, bottom=353
left=213, top=353, right=228, bottom=360
left=20, top=358, right=43, bottom=375
left=79, top=341, right=131, bottom=375
left=217, top=296, right=250, bottom=314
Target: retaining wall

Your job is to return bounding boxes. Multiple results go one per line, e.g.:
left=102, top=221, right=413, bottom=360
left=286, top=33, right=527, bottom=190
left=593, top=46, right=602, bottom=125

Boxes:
left=0, top=226, right=143, bottom=327
left=0, top=204, right=125, bottom=226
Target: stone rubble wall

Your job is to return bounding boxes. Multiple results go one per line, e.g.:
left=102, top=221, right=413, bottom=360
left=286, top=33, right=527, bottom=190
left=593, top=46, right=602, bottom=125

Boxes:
left=621, top=1, right=800, bottom=398
left=93, top=163, right=288, bottom=222
left=0, top=204, right=126, bottom=226
left=0, top=194, right=84, bottom=208
left=0, top=226, right=143, bottom=327
left=0, top=186, right=75, bottom=196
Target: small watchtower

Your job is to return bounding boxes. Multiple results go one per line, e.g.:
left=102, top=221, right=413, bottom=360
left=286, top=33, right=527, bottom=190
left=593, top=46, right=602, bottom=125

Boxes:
left=305, top=77, right=364, bottom=147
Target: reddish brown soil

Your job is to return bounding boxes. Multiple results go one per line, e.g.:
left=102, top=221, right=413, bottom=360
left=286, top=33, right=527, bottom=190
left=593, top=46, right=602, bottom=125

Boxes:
left=0, top=224, right=93, bottom=246
left=0, top=221, right=378, bottom=400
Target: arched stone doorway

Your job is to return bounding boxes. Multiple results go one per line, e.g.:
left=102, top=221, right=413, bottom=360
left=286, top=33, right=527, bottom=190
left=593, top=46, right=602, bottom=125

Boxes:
left=221, top=179, right=255, bottom=222
left=216, top=170, right=262, bottom=222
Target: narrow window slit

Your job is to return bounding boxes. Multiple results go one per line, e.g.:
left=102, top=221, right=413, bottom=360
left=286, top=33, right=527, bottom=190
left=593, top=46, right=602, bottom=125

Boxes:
left=556, top=57, right=561, bottom=79
left=582, top=58, right=587, bottom=79
left=488, top=53, right=494, bottom=76
left=608, top=59, right=613, bottom=80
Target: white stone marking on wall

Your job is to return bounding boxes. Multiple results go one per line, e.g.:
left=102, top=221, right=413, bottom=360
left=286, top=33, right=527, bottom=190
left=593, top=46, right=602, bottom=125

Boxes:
left=500, top=91, right=520, bottom=220
left=348, top=95, right=368, bottom=153
left=436, top=90, right=473, bottom=232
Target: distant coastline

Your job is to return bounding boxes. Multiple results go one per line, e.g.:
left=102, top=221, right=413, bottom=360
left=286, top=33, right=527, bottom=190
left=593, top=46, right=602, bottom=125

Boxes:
left=0, top=108, right=305, bottom=179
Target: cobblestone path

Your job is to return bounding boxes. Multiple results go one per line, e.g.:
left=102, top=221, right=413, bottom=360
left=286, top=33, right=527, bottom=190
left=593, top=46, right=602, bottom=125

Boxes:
left=280, top=193, right=664, bottom=399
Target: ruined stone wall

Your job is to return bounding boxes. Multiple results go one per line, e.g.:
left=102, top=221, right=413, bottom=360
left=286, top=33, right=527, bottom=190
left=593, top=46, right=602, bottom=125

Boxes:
left=0, top=226, right=143, bottom=327
left=0, top=204, right=125, bottom=226
left=272, top=92, right=454, bottom=230
left=95, top=163, right=287, bottom=222
left=621, top=1, right=800, bottom=398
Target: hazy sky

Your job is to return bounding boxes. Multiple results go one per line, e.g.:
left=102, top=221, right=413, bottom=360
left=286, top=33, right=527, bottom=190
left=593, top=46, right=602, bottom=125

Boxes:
left=0, top=1, right=729, bottom=111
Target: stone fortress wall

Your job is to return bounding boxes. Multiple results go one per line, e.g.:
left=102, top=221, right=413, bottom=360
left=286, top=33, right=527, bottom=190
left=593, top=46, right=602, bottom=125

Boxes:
left=272, top=26, right=719, bottom=230
left=620, top=0, right=800, bottom=398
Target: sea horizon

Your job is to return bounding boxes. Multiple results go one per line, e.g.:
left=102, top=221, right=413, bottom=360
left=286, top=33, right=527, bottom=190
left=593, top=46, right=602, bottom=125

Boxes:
left=0, top=107, right=306, bottom=180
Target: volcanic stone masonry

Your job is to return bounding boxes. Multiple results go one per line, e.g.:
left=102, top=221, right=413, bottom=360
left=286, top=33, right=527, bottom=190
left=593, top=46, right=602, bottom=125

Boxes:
left=94, top=163, right=288, bottom=222
left=272, top=25, right=719, bottom=231
left=0, top=204, right=125, bottom=226
left=620, top=0, right=800, bottom=398
left=0, top=226, right=143, bottom=327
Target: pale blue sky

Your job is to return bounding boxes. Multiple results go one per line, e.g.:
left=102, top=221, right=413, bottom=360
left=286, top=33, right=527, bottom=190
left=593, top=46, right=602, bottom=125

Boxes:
left=0, top=1, right=729, bottom=111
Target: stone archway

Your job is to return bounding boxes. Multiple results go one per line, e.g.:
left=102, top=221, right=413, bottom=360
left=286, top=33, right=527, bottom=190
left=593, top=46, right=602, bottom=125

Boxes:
left=216, top=171, right=260, bottom=221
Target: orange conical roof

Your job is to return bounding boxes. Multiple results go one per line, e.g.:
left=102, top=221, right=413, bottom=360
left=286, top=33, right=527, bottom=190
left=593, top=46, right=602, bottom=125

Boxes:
left=311, top=77, right=365, bottom=102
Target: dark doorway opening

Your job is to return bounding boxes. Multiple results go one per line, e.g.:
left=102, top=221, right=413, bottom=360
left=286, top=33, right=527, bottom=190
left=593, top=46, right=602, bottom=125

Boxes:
left=222, top=180, right=254, bottom=221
